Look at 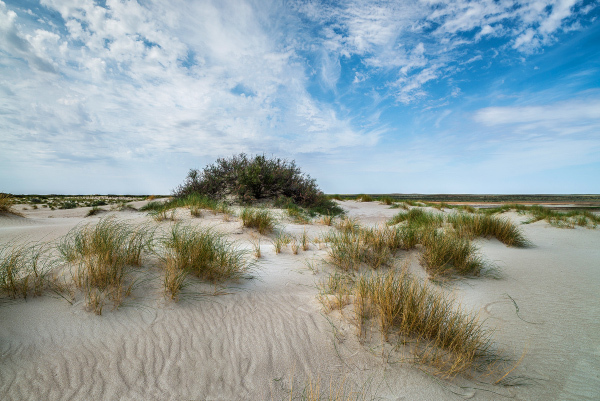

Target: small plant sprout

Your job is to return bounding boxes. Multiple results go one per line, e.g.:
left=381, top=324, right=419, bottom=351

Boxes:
left=301, top=230, right=309, bottom=251
left=251, top=238, right=261, bottom=259
left=291, top=238, right=299, bottom=255
left=190, top=205, right=202, bottom=217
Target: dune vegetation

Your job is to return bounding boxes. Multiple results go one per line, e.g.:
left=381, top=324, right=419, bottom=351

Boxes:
left=0, top=193, right=22, bottom=216
left=158, top=224, right=252, bottom=300
left=0, top=241, right=54, bottom=299
left=57, top=216, right=154, bottom=314
left=240, top=207, right=276, bottom=234
left=173, top=153, right=344, bottom=217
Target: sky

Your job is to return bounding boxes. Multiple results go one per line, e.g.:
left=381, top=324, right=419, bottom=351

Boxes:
left=1, top=0, right=599, bottom=195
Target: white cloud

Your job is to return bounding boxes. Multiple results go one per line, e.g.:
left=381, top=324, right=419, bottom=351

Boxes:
left=474, top=99, right=600, bottom=126
left=0, top=0, right=375, bottom=179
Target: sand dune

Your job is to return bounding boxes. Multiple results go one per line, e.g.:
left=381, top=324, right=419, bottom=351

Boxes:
left=1, top=202, right=599, bottom=400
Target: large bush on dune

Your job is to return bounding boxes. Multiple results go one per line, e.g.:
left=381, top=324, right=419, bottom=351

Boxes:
left=174, top=154, right=332, bottom=209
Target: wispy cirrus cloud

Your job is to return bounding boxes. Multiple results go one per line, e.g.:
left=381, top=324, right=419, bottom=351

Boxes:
left=294, top=0, right=597, bottom=102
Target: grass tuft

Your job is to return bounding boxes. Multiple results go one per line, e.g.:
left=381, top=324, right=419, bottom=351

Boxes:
left=355, top=194, right=373, bottom=202
left=387, top=208, right=443, bottom=227
left=351, top=270, right=495, bottom=377
left=57, top=216, right=153, bottom=313
left=326, top=225, right=404, bottom=271
left=240, top=208, right=276, bottom=234
left=447, top=213, right=529, bottom=247
left=0, top=193, right=23, bottom=216
left=86, top=206, right=103, bottom=217
left=0, top=242, right=54, bottom=298
left=419, top=229, right=483, bottom=276
left=158, top=224, right=251, bottom=299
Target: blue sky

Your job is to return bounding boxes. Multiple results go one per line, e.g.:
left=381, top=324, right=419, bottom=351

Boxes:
left=1, top=0, right=599, bottom=195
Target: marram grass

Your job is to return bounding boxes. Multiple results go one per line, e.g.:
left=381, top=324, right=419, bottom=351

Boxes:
left=322, top=270, right=496, bottom=377
left=159, top=224, right=251, bottom=300
left=241, top=208, right=276, bottom=234
left=0, top=241, right=54, bottom=299
left=57, top=216, right=153, bottom=314
left=446, top=213, right=530, bottom=247
left=419, top=229, right=484, bottom=277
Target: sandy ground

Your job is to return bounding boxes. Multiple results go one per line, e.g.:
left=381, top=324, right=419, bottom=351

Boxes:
left=1, top=201, right=599, bottom=400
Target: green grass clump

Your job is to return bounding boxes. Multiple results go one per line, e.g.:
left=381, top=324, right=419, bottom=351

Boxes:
left=352, top=270, right=495, bottom=377
left=159, top=224, right=250, bottom=299
left=458, top=205, right=477, bottom=213
left=240, top=208, right=276, bottom=234
left=390, top=202, right=409, bottom=210
left=355, top=194, right=373, bottom=202
left=420, top=229, right=483, bottom=276
left=277, top=195, right=345, bottom=218
left=0, top=242, right=53, bottom=298
left=326, top=225, right=405, bottom=271
left=446, top=213, right=529, bottom=247
left=378, top=196, right=394, bottom=205
left=86, top=206, right=103, bottom=217
left=139, top=200, right=168, bottom=212
left=387, top=208, right=443, bottom=227
left=57, top=216, right=153, bottom=314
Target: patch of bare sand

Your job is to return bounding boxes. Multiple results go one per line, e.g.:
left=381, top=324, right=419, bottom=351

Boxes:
left=0, top=203, right=598, bottom=400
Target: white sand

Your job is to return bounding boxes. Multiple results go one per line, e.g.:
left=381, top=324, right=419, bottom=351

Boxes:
left=1, top=201, right=599, bottom=400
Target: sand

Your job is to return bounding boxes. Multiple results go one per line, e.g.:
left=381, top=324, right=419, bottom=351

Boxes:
left=1, top=201, right=599, bottom=400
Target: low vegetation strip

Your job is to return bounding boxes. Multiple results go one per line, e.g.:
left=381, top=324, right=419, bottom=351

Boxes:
left=388, top=208, right=529, bottom=247
left=326, top=217, right=485, bottom=277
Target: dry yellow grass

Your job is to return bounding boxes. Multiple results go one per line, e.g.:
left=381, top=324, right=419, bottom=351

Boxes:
left=322, top=269, right=496, bottom=378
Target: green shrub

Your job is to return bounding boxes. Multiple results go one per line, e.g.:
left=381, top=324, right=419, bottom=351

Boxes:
left=174, top=153, right=324, bottom=207
left=59, top=201, right=78, bottom=209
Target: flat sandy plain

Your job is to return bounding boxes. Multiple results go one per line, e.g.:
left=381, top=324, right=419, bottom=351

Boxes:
left=1, top=200, right=599, bottom=400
